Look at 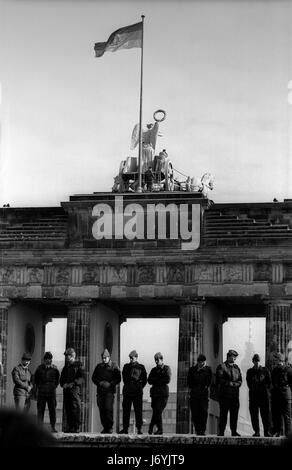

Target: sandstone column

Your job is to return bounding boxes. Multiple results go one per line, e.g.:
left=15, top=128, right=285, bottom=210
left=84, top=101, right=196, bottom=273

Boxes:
left=176, top=302, right=203, bottom=433
left=0, top=299, right=11, bottom=406
left=64, top=301, right=91, bottom=432
left=266, top=301, right=291, bottom=370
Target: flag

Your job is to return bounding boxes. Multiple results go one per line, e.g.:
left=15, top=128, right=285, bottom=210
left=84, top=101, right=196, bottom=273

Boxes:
left=94, top=21, right=142, bottom=58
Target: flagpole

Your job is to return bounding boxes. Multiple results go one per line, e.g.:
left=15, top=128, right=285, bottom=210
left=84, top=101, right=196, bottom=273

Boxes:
left=137, top=15, right=145, bottom=193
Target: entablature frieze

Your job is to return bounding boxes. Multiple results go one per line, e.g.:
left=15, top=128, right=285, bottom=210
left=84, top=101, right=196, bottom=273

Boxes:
left=1, top=261, right=292, bottom=301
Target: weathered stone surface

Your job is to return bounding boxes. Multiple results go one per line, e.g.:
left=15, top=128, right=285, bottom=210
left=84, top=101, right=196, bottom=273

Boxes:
left=27, top=285, right=42, bottom=298
left=28, top=267, right=44, bottom=284
left=108, top=266, right=127, bottom=284
left=167, top=264, right=185, bottom=283
left=0, top=299, right=11, bottom=405
left=165, top=285, right=183, bottom=297
left=222, top=265, right=243, bottom=282
left=82, top=266, right=99, bottom=284
left=137, top=265, right=156, bottom=284
left=54, top=433, right=283, bottom=447
left=284, top=283, right=292, bottom=295
left=266, top=302, right=291, bottom=370
left=111, top=286, right=127, bottom=298
left=68, top=286, right=99, bottom=298
left=254, top=263, right=272, bottom=281
left=177, top=303, right=203, bottom=434
left=283, top=263, right=292, bottom=281
left=138, top=285, right=155, bottom=298
left=65, top=302, right=91, bottom=432
left=198, top=284, right=269, bottom=297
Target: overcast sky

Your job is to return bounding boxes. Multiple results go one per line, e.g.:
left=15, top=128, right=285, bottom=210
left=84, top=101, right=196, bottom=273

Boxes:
left=1, top=0, right=292, bottom=206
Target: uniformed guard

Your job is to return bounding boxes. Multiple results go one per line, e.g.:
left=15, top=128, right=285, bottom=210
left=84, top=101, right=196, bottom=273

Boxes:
left=92, top=349, right=121, bottom=434
left=187, top=353, right=212, bottom=435
left=271, top=352, right=292, bottom=437
left=148, top=352, right=171, bottom=435
left=119, top=350, right=147, bottom=434
left=11, top=352, right=33, bottom=412
left=246, top=353, right=271, bottom=437
left=34, top=351, right=60, bottom=433
left=216, top=349, right=242, bottom=436
left=60, top=347, right=85, bottom=433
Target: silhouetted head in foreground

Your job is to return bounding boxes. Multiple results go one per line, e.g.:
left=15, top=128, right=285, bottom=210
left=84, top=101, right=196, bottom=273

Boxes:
left=0, top=408, right=57, bottom=447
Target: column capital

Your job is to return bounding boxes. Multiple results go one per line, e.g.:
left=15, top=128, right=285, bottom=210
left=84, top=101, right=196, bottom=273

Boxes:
left=180, top=296, right=206, bottom=305
left=66, top=300, right=92, bottom=309
left=0, top=298, right=12, bottom=309
left=264, top=299, right=292, bottom=308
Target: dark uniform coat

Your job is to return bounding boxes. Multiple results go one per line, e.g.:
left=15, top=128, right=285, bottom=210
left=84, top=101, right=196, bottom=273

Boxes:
left=92, top=361, right=121, bottom=394
left=147, top=364, right=171, bottom=434
left=187, top=364, right=213, bottom=435
left=60, top=360, right=85, bottom=432
left=216, top=361, right=242, bottom=435
left=148, top=364, right=171, bottom=397
left=122, top=362, right=147, bottom=396
left=271, top=364, right=292, bottom=436
left=216, top=361, right=242, bottom=398
left=246, top=365, right=271, bottom=435
left=187, top=365, right=212, bottom=397
left=12, top=364, right=33, bottom=398
left=34, top=364, right=60, bottom=397
left=121, top=361, right=147, bottom=432
left=92, top=360, right=121, bottom=433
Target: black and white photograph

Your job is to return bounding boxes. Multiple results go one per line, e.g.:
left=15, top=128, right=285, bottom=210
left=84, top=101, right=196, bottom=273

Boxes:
left=0, top=0, right=292, bottom=462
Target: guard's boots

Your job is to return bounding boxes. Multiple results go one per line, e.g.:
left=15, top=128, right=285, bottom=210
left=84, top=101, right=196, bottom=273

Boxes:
left=118, top=428, right=128, bottom=434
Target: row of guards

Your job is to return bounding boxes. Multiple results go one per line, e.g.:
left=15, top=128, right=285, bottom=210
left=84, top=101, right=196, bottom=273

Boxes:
left=6, top=347, right=292, bottom=437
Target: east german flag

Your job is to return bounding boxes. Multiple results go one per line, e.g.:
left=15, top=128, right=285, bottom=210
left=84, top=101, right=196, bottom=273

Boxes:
left=94, top=21, right=142, bottom=58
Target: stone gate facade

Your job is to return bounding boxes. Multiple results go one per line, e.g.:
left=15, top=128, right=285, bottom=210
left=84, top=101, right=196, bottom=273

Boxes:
left=1, top=192, right=292, bottom=432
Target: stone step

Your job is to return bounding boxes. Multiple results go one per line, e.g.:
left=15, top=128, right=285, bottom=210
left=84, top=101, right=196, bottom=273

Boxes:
left=0, top=230, right=67, bottom=235
left=205, top=220, right=270, bottom=226
left=205, top=214, right=239, bottom=220
left=204, top=227, right=291, bottom=234
left=6, top=223, right=67, bottom=228
left=0, top=233, right=66, bottom=238
left=0, top=230, right=66, bottom=234
left=0, top=235, right=65, bottom=240
left=204, top=235, right=292, bottom=241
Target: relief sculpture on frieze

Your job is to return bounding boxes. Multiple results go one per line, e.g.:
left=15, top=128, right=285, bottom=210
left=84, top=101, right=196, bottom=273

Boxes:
left=254, top=263, right=272, bottom=281
left=108, top=266, right=127, bottom=284
left=82, top=266, right=100, bottom=284
left=283, top=264, right=292, bottom=281
left=223, top=265, right=243, bottom=282
left=167, top=264, right=185, bottom=283
left=137, top=265, right=155, bottom=284
left=55, top=267, right=70, bottom=284
left=0, top=267, right=15, bottom=284
left=195, top=264, right=213, bottom=282
left=28, top=267, right=43, bottom=284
